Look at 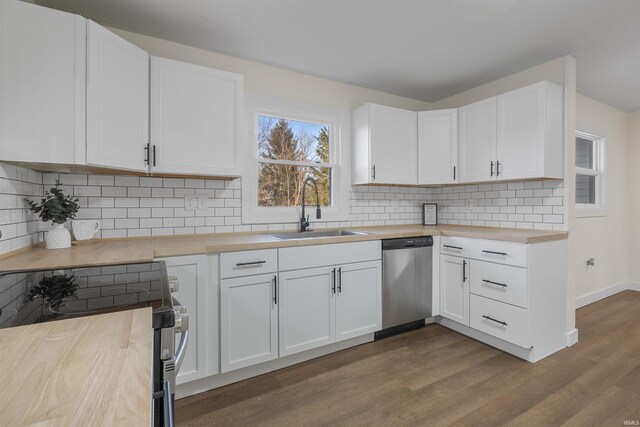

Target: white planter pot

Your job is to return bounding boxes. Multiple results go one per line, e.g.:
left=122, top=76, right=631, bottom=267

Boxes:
left=46, top=223, right=71, bottom=249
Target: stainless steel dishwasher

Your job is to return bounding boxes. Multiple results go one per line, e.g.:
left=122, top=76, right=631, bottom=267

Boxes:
left=375, top=236, right=433, bottom=339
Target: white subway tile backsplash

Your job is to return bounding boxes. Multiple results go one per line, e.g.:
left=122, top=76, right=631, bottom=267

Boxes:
left=428, top=179, right=565, bottom=230
left=0, top=163, right=566, bottom=243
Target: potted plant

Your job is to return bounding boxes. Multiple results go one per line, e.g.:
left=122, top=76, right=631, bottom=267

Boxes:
left=26, top=180, right=80, bottom=249
left=27, top=274, right=78, bottom=311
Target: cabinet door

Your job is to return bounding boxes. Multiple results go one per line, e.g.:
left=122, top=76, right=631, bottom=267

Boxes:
left=496, top=83, right=545, bottom=180
left=335, top=261, right=381, bottom=341
left=150, top=57, right=242, bottom=176
left=370, top=104, right=418, bottom=185
left=220, top=273, right=278, bottom=372
left=0, top=0, right=85, bottom=164
left=440, top=255, right=469, bottom=326
left=278, top=266, right=335, bottom=356
left=458, top=97, right=496, bottom=183
left=160, top=255, right=216, bottom=384
left=86, top=20, right=148, bottom=172
left=418, top=109, right=458, bottom=184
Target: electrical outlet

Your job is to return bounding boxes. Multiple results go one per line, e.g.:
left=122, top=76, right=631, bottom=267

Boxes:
left=464, top=198, right=473, bottom=212
left=185, top=195, right=197, bottom=211
left=197, top=197, right=208, bottom=210
left=586, top=258, right=595, bottom=271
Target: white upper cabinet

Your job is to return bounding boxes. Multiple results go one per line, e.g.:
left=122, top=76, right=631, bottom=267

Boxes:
left=459, top=81, right=563, bottom=183
left=352, top=103, right=418, bottom=185
left=458, top=97, right=497, bottom=183
left=86, top=20, right=149, bottom=172
left=0, top=0, right=86, bottom=164
left=496, top=81, right=563, bottom=180
left=418, top=109, right=458, bottom=185
left=150, top=57, right=243, bottom=176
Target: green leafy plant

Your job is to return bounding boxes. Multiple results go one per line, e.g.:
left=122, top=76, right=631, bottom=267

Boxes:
left=27, top=274, right=79, bottom=310
left=25, top=180, right=80, bottom=224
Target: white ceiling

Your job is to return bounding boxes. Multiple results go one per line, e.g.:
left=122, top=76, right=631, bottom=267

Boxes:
left=37, top=0, right=640, bottom=112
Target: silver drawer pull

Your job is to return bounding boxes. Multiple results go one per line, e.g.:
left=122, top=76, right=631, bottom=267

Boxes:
left=443, top=245, right=463, bottom=250
left=482, top=315, right=508, bottom=326
left=235, top=260, right=267, bottom=267
left=482, top=250, right=507, bottom=256
left=482, top=279, right=507, bottom=288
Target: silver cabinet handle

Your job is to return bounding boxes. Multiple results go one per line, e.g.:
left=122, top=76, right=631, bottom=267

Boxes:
left=462, top=260, right=467, bottom=282
left=496, top=160, right=501, bottom=176
left=372, top=164, right=376, bottom=180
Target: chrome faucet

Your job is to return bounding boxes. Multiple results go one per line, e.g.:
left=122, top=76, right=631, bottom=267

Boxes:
left=300, top=177, right=321, bottom=232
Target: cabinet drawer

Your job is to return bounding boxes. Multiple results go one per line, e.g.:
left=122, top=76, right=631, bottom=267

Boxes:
left=469, top=238, right=527, bottom=267
left=279, top=241, right=381, bottom=271
left=220, top=249, right=278, bottom=278
left=470, top=260, right=528, bottom=308
left=470, top=294, right=530, bottom=348
left=440, top=236, right=469, bottom=258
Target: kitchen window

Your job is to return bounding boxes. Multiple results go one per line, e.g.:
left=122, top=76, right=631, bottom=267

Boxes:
left=242, top=94, right=350, bottom=224
left=575, top=130, right=606, bottom=217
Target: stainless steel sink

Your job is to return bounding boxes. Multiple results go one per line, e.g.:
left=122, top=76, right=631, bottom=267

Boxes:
left=268, top=230, right=369, bottom=240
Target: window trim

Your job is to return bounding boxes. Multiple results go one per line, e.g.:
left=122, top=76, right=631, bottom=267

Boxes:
left=242, top=93, right=351, bottom=225
left=575, top=130, right=606, bottom=218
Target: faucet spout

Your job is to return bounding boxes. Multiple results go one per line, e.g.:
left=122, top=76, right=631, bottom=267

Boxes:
left=300, top=177, right=321, bottom=232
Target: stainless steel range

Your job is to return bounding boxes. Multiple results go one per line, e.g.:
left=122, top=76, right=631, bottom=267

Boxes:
left=0, top=261, right=188, bottom=427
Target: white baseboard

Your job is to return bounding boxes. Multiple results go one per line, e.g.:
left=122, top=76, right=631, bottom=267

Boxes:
left=575, top=282, right=640, bottom=309
left=565, top=328, right=579, bottom=347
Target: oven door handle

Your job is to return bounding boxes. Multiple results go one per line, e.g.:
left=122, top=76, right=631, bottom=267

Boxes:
left=163, top=379, right=175, bottom=427
left=172, top=297, right=189, bottom=373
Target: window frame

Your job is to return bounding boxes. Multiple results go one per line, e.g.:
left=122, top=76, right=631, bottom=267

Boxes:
left=242, top=93, right=351, bottom=225
left=575, top=130, right=606, bottom=218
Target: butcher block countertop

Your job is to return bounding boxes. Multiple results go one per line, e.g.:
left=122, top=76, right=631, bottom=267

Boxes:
left=0, top=308, right=152, bottom=426
left=0, top=224, right=567, bottom=273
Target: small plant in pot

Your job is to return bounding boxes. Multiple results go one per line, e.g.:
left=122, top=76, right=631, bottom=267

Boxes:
left=27, top=274, right=78, bottom=312
left=26, top=180, right=80, bottom=249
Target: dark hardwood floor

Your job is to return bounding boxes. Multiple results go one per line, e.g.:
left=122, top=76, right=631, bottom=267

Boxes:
left=177, top=290, right=640, bottom=426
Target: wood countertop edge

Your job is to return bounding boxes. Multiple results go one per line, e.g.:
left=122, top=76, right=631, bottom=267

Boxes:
left=0, top=225, right=568, bottom=272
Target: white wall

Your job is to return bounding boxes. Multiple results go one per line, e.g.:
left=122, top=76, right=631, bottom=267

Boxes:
left=573, top=94, right=629, bottom=299
left=431, top=57, right=565, bottom=109
left=110, top=28, right=432, bottom=112
left=626, top=111, right=640, bottom=283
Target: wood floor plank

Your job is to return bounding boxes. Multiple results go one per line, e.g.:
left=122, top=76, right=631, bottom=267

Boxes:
left=176, top=290, right=640, bottom=426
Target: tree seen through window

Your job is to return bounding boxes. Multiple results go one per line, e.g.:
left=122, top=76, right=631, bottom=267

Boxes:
left=257, top=115, right=331, bottom=207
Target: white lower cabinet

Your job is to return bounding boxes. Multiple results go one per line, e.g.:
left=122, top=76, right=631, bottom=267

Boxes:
left=159, top=254, right=217, bottom=384
left=335, top=261, right=381, bottom=342
left=469, top=294, right=530, bottom=348
left=278, top=260, right=382, bottom=357
left=218, top=242, right=382, bottom=371
left=220, top=273, right=278, bottom=373
left=440, top=254, right=469, bottom=326
left=440, top=236, right=568, bottom=362
left=278, top=267, right=336, bottom=357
